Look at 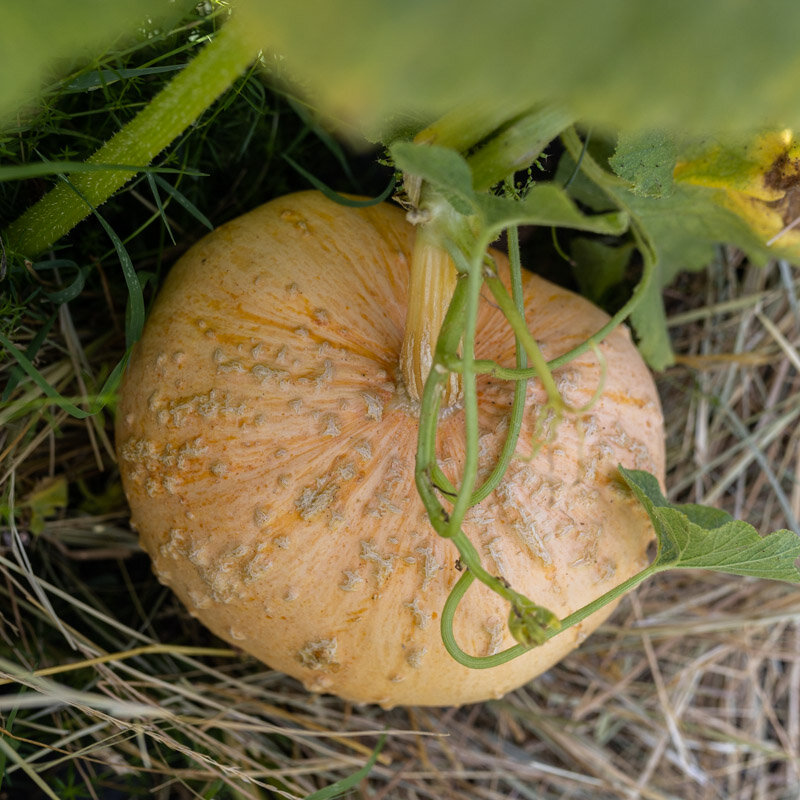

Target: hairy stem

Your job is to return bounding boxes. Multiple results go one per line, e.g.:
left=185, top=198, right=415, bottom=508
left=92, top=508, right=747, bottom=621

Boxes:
left=5, top=17, right=257, bottom=256
left=442, top=237, right=484, bottom=536
left=467, top=224, right=528, bottom=506
left=414, top=275, right=470, bottom=535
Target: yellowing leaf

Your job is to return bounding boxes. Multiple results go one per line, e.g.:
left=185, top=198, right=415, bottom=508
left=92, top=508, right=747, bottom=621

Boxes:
left=674, top=130, right=800, bottom=252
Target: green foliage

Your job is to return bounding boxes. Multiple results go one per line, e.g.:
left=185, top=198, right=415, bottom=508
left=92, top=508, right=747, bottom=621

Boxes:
left=620, top=468, right=800, bottom=583
left=20, top=476, right=68, bottom=535
left=608, top=130, right=676, bottom=198
left=508, top=596, right=561, bottom=648
left=11, top=2, right=800, bottom=144
left=569, top=239, right=635, bottom=306
left=563, top=127, right=800, bottom=369
left=240, top=0, right=800, bottom=138
left=305, top=735, right=386, bottom=800
left=390, top=141, right=475, bottom=215
left=609, top=132, right=787, bottom=274
left=389, top=140, right=628, bottom=239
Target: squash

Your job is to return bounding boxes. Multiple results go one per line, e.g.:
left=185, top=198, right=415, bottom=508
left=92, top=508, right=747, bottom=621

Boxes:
left=115, top=190, right=665, bottom=707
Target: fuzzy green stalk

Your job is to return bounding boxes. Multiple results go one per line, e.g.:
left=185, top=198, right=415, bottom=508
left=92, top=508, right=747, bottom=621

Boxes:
left=5, top=17, right=258, bottom=256
left=414, top=274, right=469, bottom=534
left=467, top=224, right=528, bottom=506
left=422, top=226, right=529, bottom=507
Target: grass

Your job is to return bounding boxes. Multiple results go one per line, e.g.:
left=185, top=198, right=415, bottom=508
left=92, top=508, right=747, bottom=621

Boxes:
left=1, top=5, right=800, bottom=799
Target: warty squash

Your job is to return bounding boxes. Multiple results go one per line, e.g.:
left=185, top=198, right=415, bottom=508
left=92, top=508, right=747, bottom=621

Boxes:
left=115, top=190, right=665, bottom=707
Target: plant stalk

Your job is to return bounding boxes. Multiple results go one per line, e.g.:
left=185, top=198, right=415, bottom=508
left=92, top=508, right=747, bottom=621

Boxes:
left=441, top=559, right=661, bottom=669
left=400, top=224, right=461, bottom=406
left=5, top=16, right=258, bottom=256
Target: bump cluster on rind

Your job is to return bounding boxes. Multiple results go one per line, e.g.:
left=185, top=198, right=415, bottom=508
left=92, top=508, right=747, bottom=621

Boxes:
left=116, top=191, right=665, bottom=708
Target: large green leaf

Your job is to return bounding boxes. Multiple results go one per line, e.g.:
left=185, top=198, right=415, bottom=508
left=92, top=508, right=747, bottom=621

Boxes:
left=0, top=2, right=190, bottom=123
left=241, top=0, right=800, bottom=138
left=476, top=189, right=628, bottom=238
left=569, top=239, right=635, bottom=306
left=608, top=130, right=677, bottom=199
left=609, top=130, right=800, bottom=277
left=11, top=2, right=800, bottom=141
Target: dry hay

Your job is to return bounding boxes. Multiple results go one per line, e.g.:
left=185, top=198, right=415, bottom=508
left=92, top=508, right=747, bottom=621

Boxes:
left=1, top=250, right=798, bottom=800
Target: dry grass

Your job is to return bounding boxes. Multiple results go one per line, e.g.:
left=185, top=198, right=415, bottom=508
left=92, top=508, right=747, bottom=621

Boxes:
left=1, top=250, right=799, bottom=799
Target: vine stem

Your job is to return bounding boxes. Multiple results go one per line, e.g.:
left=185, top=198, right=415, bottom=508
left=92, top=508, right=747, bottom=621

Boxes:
left=419, top=138, right=661, bottom=668
left=414, top=274, right=469, bottom=535
left=419, top=224, right=529, bottom=508
left=441, top=559, right=661, bottom=669
left=5, top=16, right=258, bottom=256
left=444, top=235, right=483, bottom=536
left=482, top=266, right=563, bottom=411
left=468, top=222, right=528, bottom=506
left=412, top=220, right=565, bottom=659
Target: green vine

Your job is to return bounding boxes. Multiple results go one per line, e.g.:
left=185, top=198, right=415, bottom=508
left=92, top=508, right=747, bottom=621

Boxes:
left=406, top=119, right=800, bottom=671
left=404, top=121, right=661, bottom=669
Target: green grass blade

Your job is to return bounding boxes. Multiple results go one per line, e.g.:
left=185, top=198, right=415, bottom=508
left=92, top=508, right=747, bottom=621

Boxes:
left=284, top=154, right=396, bottom=207
left=304, top=735, right=386, bottom=800
left=153, top=174, right=214, bottom=231
left=66, top=64, right=184, bottom=92
left=0, top=161, right=204, bottom=182
left=1, top=313, right=56, bottom=402
left=0, top=331, right=128, bottom=419
left=0, top=736, right=61, bottom=800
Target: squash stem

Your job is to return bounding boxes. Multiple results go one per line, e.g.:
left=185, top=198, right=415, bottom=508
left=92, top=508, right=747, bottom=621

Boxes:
left=5, top=16, right=258, bottom=256
left=400, top=225, right=461, bottom=406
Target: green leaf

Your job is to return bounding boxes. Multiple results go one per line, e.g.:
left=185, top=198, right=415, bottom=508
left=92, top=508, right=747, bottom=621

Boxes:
left=628, top=257, right=673, bottom=371
left=476, top=185, right=629, bottom=238
left=595, top=131, right=800, bottom=368
left=467, top=103, right=575, bottom=191
left=555, top=146, right=619, bottom=214
left=24, top=477, right=68, bottom=535
left=609, top=130, right=677, bottom=198
left=508, top=595, right=561, bottom=647
left=0, top=329, right=128, bottom=420
left=239, top=0, right=800, bottom=138
left=390, top=141, right=476, bottom=215
left=620, top=467, right=800, bottom=583
left=614, top=179, right=780, bottom=275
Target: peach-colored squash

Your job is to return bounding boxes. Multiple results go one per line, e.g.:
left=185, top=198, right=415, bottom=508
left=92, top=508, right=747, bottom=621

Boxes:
left=116, top=190, right=665, bottom=707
